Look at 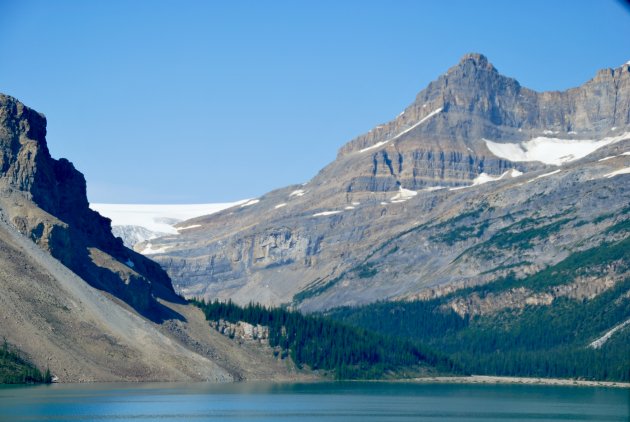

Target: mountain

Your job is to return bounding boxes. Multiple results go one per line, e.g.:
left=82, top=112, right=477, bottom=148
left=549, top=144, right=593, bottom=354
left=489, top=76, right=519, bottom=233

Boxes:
left=91, top=202, right=246, bottom=248
left=0, top=93, right=306, bottom=382
left=142, top=53, right=630, bottom=314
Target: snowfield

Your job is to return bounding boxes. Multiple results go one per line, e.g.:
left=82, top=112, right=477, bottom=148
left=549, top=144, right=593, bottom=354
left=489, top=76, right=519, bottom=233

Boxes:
left=92, top=201, right=246, bottom=234
left=91, top=201, right=246, bottom=247
left=484, top=132, right=630, bottom=165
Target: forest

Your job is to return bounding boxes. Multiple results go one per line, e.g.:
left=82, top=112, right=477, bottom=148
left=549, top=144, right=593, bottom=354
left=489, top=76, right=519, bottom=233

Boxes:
left=193, top=299, right=459, bottom=379
left=329, top=239, right=630, bottom=382
left=0, top=339, right=52, bottom=384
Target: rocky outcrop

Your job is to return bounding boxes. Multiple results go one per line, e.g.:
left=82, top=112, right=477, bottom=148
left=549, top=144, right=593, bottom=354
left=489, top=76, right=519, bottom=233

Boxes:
left=0, top=93, right=174, bottom=320
left=211, top=320, right=270, bottom=342
left=142, top=54, right=630, bottom=312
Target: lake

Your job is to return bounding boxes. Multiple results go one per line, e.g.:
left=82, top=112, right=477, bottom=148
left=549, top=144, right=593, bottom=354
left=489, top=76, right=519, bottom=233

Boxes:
left=0, top=381, right=627, bottom=421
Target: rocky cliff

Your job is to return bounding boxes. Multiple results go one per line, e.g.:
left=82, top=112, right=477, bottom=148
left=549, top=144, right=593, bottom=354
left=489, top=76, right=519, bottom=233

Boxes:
left=0, top=94, right=307, bottom=382
left=0, top=93, right=175, bottom=318
left=141, top=54, right=630, bottom=312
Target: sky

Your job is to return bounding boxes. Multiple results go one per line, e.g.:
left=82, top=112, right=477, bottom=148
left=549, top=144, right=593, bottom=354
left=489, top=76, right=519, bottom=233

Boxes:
left=1, top=0, right=629, bottom=204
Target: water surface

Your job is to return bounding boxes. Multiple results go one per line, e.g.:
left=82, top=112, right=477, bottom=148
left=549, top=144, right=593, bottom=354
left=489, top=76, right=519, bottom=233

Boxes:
left=0, top=381, right=627, bottom=421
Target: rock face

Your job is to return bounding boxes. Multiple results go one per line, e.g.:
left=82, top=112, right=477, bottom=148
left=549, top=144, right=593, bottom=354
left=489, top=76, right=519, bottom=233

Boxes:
left=0, top=94, right=174, bottom=319
left=0, top=94, right=309, bottom=382
left=143, top=54, right=630, bottom=312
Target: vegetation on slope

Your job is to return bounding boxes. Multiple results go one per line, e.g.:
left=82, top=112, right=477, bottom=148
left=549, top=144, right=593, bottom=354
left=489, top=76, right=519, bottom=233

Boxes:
left=193, top=299, right=459, bottom=379
left=0, top=340, right=52, bottom=384
left=329, top=238, right=630, bottom=382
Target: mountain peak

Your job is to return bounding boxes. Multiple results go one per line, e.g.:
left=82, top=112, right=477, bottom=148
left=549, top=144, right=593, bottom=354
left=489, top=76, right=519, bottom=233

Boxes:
left=451, top=52, right=497, bottom=73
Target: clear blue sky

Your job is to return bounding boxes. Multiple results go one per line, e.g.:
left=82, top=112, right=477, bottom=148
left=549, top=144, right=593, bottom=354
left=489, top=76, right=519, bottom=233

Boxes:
left=1, top=0, right=629, bottom=203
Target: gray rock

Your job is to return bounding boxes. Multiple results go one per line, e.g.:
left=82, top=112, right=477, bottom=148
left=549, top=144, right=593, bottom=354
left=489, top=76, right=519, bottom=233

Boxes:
left=143, top=54, right=630, bottom=311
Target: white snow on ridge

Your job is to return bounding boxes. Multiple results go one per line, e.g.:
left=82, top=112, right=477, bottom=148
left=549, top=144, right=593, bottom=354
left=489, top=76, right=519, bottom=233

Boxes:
left=390, top=186, right=418, bottom=202
left=589, top=318, right=630, bottom=349
left=359, top=108, right=443, bottom=153
left=448, top=169, right=522, bottom=191
left=484, top=132, right=630, bottom=166
left=240, top=199, right=260, bottom=208
left=275, top=203, right=287, bottom=209
left=473, top=169, right=522, bottom=185
left=92, top=201, right=246, bottom=235
left=604, top=167, right=630, bottom=178
left=312, top=210, right=343, bottom=217
left=527, top=169, right=561, bottom=183
left=177, top=224, right=201, bottom=231
left=290, top=189, right=306, bottom=197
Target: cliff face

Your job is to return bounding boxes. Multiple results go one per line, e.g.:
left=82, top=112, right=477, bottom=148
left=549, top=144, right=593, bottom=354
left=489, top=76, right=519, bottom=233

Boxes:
left=0, top=93, right=173, bottom=318
left=143, top=54, right=630, bottom=312
left=0, top=94, right=310, bottom=382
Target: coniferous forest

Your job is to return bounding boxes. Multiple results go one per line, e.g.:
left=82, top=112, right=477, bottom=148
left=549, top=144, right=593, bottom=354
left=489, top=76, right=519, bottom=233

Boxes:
left=0, top=340, right=52, bottom=384
left=194, top=237, right=629, bottom=381
left=193, top=299, right=459, bottom=379
left=328, top=275, right=630, bottom=381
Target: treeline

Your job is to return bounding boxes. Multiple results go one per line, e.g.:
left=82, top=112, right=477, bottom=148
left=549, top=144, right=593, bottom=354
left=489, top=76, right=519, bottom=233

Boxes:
left=192, top=299, right=459, bottom=379
left=0, top=340, right=52, bottom=384
left=328, top=240, right=630, bottom=382
left=329, top=287, right=630, bottom=382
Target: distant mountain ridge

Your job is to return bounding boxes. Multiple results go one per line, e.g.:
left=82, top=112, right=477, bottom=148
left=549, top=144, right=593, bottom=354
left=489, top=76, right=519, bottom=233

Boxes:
left=140, top=54, right=630, bottom=314
left=91, top=202, right=246, bottom=248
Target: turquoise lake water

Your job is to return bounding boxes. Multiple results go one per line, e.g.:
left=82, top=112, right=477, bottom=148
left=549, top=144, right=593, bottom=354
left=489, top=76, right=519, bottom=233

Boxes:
left=0, top=381, right=627, bottom=421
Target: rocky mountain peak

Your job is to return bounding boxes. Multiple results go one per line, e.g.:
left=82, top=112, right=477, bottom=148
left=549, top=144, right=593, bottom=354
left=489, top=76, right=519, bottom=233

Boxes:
left=451, top=52, right=497, bottom=74
left=0, top=93, right=177, bottom=320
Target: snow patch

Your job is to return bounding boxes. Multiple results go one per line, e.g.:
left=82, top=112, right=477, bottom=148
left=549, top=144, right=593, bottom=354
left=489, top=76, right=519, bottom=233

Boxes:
left=598, top=156, right=615, bottom=162
left=473, top=169, right=522, bottom=185
left=391, top=187, right=418, bottom=202
left=589, top=318, right=630, bottom=349
left=177, top=224, right=201, bottom=230
left=359, top=108, right=443, bottom=153
left=604, top=167, right=630, bottom=178
left=449, top=169, right=521, bottom=191
left=344, top=206, right=355, bottom=210
left=351, top=202, right=360, bottom=206
left=140, top=243, right=171, bottom=255
left=289, top=189, right=306, bottom=197
left=484, top=132, right=630, bottom=166
left=312, top=210, right=342, bottom=217
left=240, top=199, right=260, bottom=207
left=527, top=169, right=561, bottom=183
left=274, top=203, right=287, bottom=209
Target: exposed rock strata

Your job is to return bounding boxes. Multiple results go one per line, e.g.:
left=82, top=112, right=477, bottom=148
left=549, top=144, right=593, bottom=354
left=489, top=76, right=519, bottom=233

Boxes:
left=142, top=55, right=630, bottom=313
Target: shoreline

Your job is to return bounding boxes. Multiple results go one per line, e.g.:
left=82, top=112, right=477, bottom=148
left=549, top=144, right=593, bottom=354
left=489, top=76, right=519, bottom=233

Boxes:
left=405, top=375, right=630, bottom=388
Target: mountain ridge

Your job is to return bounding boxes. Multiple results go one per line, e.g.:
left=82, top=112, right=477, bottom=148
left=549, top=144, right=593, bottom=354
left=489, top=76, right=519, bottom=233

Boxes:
left=0, top=93, right=309, bottom=382
left=140, top=54, right=629, bottom=314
